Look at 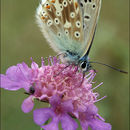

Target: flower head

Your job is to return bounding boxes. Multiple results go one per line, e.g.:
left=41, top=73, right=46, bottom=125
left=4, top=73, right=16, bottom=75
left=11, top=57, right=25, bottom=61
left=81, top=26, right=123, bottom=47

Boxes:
left=0, top=57, right=111, bottom=130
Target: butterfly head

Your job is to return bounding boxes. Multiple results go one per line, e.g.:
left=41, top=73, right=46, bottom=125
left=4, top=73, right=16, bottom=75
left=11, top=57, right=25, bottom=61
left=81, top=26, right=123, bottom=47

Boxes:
left=60, top=50, right=92, bottom=73
left=79, top=60, right=91, bottom=73
left=79, top=57, right=92, bottom=73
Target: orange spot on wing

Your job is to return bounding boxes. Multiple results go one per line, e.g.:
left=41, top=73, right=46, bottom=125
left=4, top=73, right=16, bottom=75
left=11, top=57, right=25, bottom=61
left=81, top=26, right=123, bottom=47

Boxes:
left=75, top=2, right=78, bottom=8
left=41, top=16, right=45, bottom=20
left=46, top=5, right=50, bottom=9
left=51, top=0, right=55, bottom=3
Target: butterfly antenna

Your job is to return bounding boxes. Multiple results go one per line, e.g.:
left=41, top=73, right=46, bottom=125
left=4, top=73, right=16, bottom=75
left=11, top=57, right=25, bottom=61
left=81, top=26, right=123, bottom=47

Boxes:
left=90, top=61, right=128, bottom=74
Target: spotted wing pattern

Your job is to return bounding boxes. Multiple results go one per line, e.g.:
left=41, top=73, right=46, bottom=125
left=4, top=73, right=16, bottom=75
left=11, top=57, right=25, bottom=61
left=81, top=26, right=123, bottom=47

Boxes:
left=78, top=0, right=102, bottom=57
left=36, top=0, right=84, bottom=54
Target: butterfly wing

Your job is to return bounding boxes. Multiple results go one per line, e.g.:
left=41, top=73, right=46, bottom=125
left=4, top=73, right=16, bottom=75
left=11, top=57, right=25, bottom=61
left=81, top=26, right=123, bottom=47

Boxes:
left=36, top=0, right=101, bottom=63
left=36, top=0, right=84, bottom=56
left=78, top=0, right=102, bottom=57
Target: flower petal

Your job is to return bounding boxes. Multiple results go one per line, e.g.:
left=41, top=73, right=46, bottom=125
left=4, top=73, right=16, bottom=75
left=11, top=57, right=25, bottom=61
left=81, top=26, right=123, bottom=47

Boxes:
left=33, top=108, right=54, bottom=125
left=80, top=120, right=89, bottom=130
left=86, top=104, right=98, bottom=116
left=6, top=66, right=23, bottom=81
left=17, top=63, right=32, bottom=81
left=31, top=61, right=39, bottom=69
left=0, top=63, right=32, bottom=91
left=61, top=100, right=73, bottom=113
left=60, top=114, right=78, bottom=130
left=21, top=96, right=34, bottom=113
left=41, top=117, right=59, bottom=130
left=89, top=119, right=111, bottom=130
left=49, top=95, right=61, bottom=109
left=0, top=74, right=22, bottom=90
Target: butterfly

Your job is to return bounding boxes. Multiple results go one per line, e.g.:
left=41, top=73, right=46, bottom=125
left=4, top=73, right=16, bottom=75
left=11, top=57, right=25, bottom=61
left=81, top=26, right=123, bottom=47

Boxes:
left=36, top=0, right=101, bottom=73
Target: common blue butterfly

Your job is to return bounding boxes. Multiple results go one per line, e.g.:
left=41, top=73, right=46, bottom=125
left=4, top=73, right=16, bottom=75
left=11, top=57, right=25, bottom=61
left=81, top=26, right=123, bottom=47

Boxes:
left=36, top=0, right=103, bottom=73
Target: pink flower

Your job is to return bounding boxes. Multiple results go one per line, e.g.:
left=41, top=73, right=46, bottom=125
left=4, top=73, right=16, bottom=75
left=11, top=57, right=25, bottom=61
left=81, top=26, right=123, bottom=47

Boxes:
left=79, top=104, right=111, bottom=130
left=34, top=95, right=78, bottom=130
left=0, top=57, right=111, bottom=130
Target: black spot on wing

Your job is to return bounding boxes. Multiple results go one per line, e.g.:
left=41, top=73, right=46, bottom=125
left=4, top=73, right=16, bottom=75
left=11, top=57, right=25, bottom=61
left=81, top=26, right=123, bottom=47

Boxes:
left=84, top=15, right=90, bottom=19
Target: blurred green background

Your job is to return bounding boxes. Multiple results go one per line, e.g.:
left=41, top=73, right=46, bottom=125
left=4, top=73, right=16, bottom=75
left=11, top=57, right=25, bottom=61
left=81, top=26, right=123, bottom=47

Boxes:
left=1, top=0, right=129, bottom=130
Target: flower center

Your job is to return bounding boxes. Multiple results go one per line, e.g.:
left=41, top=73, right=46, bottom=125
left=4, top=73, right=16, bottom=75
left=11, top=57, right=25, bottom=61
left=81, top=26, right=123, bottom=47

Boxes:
left=54, top=105, right=63, bottom=115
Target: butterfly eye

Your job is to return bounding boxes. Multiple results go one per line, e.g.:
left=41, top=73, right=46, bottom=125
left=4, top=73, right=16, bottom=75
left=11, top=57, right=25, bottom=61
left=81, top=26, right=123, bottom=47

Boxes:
left=80, top=61, right=87, bottom=72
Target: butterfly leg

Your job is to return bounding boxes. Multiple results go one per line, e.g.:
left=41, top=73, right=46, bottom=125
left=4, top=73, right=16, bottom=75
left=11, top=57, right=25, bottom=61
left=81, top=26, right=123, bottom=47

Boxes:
left=53, top=64, right=70, bottom=77
left=78, top=72, right=86, bottom=87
